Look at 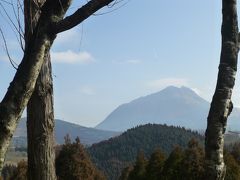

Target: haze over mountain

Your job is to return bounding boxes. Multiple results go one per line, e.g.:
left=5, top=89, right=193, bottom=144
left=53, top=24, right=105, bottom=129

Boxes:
left=15, top=118, right=120, bottom=145
left=96, top=86, right=240, bottom=131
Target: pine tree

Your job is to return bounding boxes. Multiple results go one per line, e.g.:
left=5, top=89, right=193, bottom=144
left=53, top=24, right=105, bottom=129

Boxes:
left=56, top=136, right=105, bottom=180
left=181, top=138, right=205, bottom=180
left=119, top=166, right=133, bottom=180
left=146, top=148, right=166, bottom=180
left=161, top=146, right=184, bottom=180
left=1, top=164, right=17, bottom=180
left=128, top=150, right=147, bottom=180
left=224, top=152, right=240, bottom=180
left=230, top=142, right=240, bottom=165
left=10, top=160, right=27, bottom=180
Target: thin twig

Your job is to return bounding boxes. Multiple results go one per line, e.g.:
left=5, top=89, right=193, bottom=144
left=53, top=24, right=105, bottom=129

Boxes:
left=0, top=2, right=24, bottom=39
left=0, top=27, right=18, bottom=69
left=93, top=0, right=131, bottom=16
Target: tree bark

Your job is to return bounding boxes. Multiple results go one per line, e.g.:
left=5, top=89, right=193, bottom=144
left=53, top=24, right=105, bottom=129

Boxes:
left=0, top=22, right=54, bottom=174
left=27, top=53, right=56, bottom=180
left=0, top=0, right=70, bottom=173
left=24, top=1, right=56, bottom=179
left=0, top=0, right=114, bottom=173
left=205, top=0, right=239, bottom=179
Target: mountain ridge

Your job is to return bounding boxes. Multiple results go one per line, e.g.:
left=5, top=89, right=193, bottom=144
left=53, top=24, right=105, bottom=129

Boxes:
left=96, top=86, right=240, bottom=131
left=15, top=118, right=120, bottom=145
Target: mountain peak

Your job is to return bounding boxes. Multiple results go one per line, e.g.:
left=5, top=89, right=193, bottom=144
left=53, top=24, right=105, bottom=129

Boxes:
left=161, top=86, right=197, bottom=95
left=96, top=85, right=209, bottom=131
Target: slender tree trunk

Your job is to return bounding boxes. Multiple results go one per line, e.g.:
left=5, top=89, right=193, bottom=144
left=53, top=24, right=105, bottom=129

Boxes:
left=24, top=1, right=56, bottom=179
left=205, top=0, right=239, bottom=179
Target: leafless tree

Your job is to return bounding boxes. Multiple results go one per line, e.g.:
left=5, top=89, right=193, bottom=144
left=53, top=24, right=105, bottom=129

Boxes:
left=0, top=0, right=120, bottom=175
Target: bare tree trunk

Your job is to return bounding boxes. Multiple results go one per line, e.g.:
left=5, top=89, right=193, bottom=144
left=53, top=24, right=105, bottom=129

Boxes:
left=205, top=0, right=239, bottom=179
left=0, top=0, right=69, bottom=172
left=24, top=1, right=56, bottom=179
left=27, top=53, right=56, bottom=180
left=0, top=22, right=54, bottom=174
left=0, top=0, right=114, bottom=173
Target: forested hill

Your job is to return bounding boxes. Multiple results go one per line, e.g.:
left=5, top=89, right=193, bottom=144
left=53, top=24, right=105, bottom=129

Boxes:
left=87, top=124, right=204, bottom=180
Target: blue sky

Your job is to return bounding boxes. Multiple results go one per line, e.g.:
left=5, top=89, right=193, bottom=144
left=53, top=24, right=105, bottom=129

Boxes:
left=0, top=0, right=240, bottom=127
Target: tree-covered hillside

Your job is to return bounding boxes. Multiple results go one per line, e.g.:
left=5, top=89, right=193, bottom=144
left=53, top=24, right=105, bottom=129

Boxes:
left=88, top=124, right=204, bottom=179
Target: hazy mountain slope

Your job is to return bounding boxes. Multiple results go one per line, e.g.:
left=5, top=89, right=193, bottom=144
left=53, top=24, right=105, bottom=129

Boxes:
left=14, top=118, right=120, bottom=145
left=96, top=86, right=240, bottom=131
left=88, top=124, right=204, bottom=180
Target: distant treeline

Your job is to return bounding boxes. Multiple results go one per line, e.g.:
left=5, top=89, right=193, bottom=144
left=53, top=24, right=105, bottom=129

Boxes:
left=2, top=124, right=240, bottom=180
left=88, top=124, right=204, bottom=179
left=120, top=139, right=240, bottom=180
left=1, top=135, right=105, bottom=180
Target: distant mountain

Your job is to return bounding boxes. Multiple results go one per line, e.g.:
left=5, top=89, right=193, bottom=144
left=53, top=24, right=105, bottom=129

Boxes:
left=96, top=86, right=240, bottom=131
left=88, top=124, right=204, bottom=180
left=14, top=118, right=120, bottom=145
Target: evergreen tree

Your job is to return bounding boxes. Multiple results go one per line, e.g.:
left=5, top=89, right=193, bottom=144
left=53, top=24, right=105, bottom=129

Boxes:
left=88, top=124, right=203, bottom=179
left=10, top=160, right=27, bottom=180
left=161, top=146, right=184, bottom=180
left=146, top=148, right=166, bottom=180
left=1, top=164, right=17, bottom=180
left=119, top=166, right=133, bottom=180
left=128, top=150, right=147, bottom=180
left=225, top=153, right=240, bottom=180
left=180, top=138, right=205, bottom=180
left=56, top=136, right=105, bottom=180
left=231, top=142, right=240, bottom=165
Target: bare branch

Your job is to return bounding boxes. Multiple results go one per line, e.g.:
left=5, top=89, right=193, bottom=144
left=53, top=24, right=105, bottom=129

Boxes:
left=0, top=27, right=18, bottom=69
left=11, top=0, right=24, bottom=51
left=0, top=2, right=24, bottom=39
left=0, top=0, right=11, bottom=5
left=17, top=0, right=24, bottom=51
left=53, top=0, right=115, bottom=34
left=0, top=1, right=24, bottom=51
left=93, top=0, right=131, bottom=16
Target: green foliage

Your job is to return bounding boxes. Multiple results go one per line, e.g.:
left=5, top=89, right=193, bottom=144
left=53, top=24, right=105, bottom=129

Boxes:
left=121, top=139, right=205, bottom=180
left=119, top=166, right=133, bottom=180
left=230, top=142, right=240, bottom=165
left=56, top=136, right=105, bottom=180
left=146, top=149, right=166, bottom=180
left=9, top=160, right=27, bottom=180
left=1, top=164, right=17, bottom=180
left=88, top=124, right=203, bottom=179
left=128, top=151, right=148, bottom=180
left=180, top=138, right=205, bottom=180
left=225, top=152, right=240, bottom=180
left=161, top=146, right=184, bottom=180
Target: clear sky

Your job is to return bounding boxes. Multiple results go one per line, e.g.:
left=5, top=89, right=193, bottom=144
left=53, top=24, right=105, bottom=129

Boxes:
left=0, top=0, right=240, bottom=127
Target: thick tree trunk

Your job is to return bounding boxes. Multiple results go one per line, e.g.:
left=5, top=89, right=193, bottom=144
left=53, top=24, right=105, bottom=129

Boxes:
left=0, top=0, right=115, bottom=173
left=0, top=1, right=71, bottom=173
left=205, top=0, right=239, bottom=179
left=24, top=1, right=56, bottom=179
left=0, top=27, right=54, bottom=174
left=27, top=52, right=56, bottom=180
